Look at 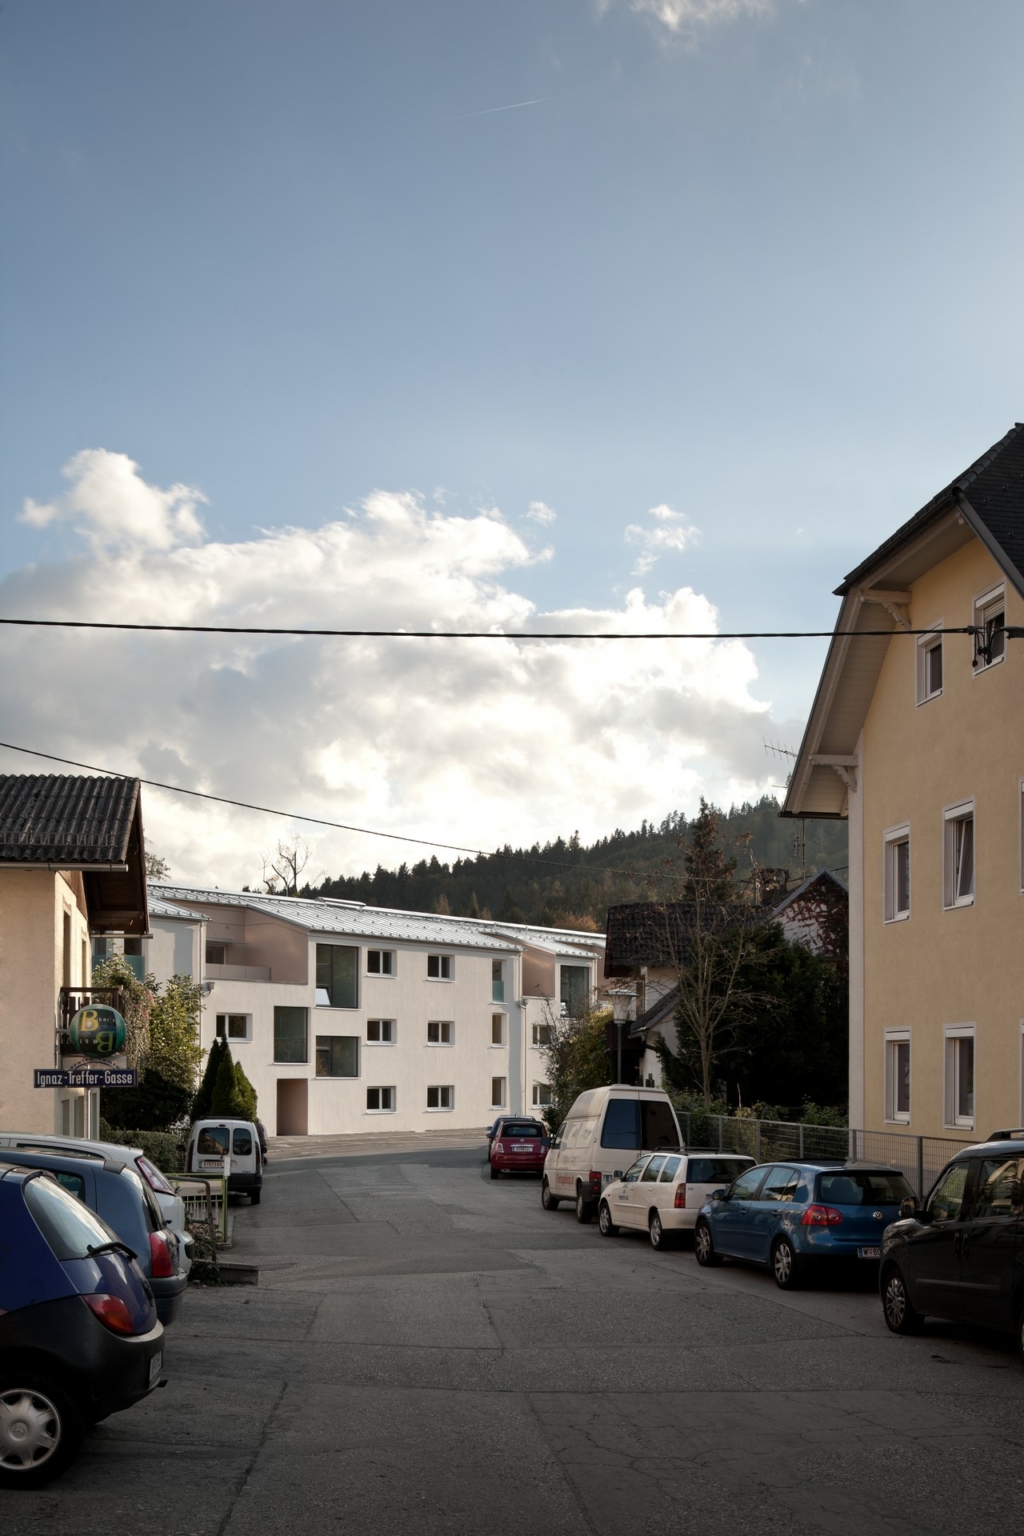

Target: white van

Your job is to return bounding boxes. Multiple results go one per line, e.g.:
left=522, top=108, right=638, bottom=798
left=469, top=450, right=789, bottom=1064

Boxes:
left=541, top=1086, right=683, bottom=1224
left=186, top=1118, right=263, bottom=1203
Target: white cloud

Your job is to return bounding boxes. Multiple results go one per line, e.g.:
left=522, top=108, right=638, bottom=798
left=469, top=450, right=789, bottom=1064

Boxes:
left=624, top=503, right=698, bottom=574
left=19, top=448, right=206, bottom=551
left=526, top=500, right=557, bottom=525
left=0, top=450, right=784, bottom=888
left=599, top=0, right=782, bottom=41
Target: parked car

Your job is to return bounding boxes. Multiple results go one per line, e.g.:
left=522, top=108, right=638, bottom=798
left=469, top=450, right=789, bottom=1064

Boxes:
left=489, top=1118, right=549, bottom=1179
left=541, top=1086, right=684, bottom=1223
left=0, top=1163, right=165, bottom=1488
left=693, top=1161, right=915, bottom=1288
left=598, top=1151, right=756, bottom=1250
left=879, top=1131, right=1024, bottom=1359
left=0, top=1131, right=192, bottom=1273
left=186, top=1119, right=263, bottom=1202
left=0, top=1147, right=188, bottom=1326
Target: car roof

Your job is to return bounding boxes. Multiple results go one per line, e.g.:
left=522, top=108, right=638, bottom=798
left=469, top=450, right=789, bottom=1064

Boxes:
left=745, top=1160, right=905, bottom=1174
left=0, top=1146, right=124, bottom=1176
left=949, top=1138, right=1024, bottom=1159
left=0, top=1131, right=144, bottom=1160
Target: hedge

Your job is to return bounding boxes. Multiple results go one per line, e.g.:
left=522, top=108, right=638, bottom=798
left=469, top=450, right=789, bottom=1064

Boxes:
left=99, top=1120, right=185, bottom=1174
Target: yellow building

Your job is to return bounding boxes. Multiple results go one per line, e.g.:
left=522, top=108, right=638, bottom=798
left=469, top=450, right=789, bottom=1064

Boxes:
left=784, top=424, right=1024, bottom=1142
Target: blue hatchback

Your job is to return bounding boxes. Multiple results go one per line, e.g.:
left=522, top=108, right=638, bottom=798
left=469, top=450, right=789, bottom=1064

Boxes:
left=693, top=1161, right=915, bottom=1288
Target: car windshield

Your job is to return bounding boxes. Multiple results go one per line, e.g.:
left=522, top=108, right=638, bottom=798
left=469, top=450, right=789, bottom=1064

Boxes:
left=502, top=1123, right=544, bottom=1138
left=686, top=1158, right=752, bottom=1185
left=819, top=1171, right=914, bottom=1205
left=197, top=1128, right=230, bottom=1155
left=23, top=1173, right=117, bottom=1260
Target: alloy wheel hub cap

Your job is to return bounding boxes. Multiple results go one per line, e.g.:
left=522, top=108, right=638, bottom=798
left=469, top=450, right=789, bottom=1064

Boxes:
left=0, top=1392, right=59, bottom=1468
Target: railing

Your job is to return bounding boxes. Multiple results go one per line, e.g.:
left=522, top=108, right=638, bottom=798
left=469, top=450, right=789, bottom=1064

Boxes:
left=675, top=1110, right=974, bottom=1198
left=205, top=963, right=272, bottom=982
left=171, top=1169, right=230, bottom=1245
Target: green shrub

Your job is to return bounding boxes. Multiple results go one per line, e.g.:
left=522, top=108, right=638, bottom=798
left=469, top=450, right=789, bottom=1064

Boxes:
left=98, top=1120, right=184, bottom=1174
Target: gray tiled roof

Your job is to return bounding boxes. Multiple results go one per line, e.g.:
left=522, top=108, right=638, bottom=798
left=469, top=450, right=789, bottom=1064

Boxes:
left=0, top=774, right=140, bottom=864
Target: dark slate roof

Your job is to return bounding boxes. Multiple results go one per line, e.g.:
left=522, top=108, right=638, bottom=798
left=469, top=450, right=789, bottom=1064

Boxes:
left=0, top=775, right=139, bottom=863
left=836, top=423, right=1024, bottom=598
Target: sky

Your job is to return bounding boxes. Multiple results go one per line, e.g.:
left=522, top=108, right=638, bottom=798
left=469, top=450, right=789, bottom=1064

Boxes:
left=0, top=0, right=1021, bottom=888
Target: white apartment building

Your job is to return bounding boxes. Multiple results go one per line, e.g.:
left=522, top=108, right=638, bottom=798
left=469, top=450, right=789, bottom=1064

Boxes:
left=145, top=884, right=605, bottom=1136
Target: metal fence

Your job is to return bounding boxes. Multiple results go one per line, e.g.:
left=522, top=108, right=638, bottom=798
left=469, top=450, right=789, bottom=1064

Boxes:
left=676, top=1110, right=974, bottom=1198
left=171, top=1173, right=230, bottom=1244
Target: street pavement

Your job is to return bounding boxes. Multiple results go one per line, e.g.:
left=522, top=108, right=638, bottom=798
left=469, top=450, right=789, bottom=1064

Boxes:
left=13, top=1134, right=1024, bottom=1534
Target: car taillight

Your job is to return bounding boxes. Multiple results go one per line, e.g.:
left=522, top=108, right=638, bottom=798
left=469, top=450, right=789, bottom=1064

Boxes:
left=801, top=1204, right=843, bottom=1227
left=495, top=1141, right=505, bottom=1155
left=674, top=1185, right=687, bottom=1209
left=136, top=1156, right=175, bottom=1195
left=149, top=1231, right=175, bottom=1277
left=588, top=1170, right=602, bottom=1194
left=84, top=1293, right=138, bottom=1335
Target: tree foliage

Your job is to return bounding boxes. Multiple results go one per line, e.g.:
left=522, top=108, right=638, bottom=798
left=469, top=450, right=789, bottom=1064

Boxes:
left=539, top=998, right=614, bottom=1132
left=192, top=1036, right=227, bottom=1123
left=91, top=953, right=152, bottom=1072
left=209, top=1045, right=259, bottom=1120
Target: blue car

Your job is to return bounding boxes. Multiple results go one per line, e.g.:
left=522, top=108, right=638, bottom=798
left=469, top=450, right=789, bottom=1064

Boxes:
left=0, top=1164, right=165, bottom=1488
left=693, top=1160, right=916, bottom=1288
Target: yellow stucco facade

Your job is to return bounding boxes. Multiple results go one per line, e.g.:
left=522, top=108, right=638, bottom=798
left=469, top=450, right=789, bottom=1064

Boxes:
left=860, top=538, right=1024, bottom=1140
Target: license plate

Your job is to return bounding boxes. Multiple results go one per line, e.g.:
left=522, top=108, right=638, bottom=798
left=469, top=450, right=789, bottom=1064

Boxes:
left=512, top=1145, right=533, bottom=1152
left=148, top=1351, right=163, bottom=1388
left=200, top=1159, right=222, bottom=1168
left=857, top=1246, right=881, bottom=1260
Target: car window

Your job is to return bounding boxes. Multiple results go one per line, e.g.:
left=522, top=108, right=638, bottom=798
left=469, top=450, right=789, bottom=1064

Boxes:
left=23, top=1173, right=116, bottom=1260
left=640, top=1100, right=680, bottom=1151
left=757, top=1166, right=800, bottom=1202
left=685, top=1158, right=753, bottom=1185
left=641, top=1155, right=667, bottom=1183
left=623, top=1158, right=649, bottom=1184
left=197, top=1127, right=230, bottom=1155
left=659, top=1156, right=682, bottom=1183
left=729, top=1168, right=766, bottom=1201
left=53, top=1171, right=86, bottom=1200
left=233, top=1129, right=253, bottom=1157
left=927, top=1162, right=969, bottom=1223
left=818, top=1170, right=915, bottom=1206
left=601, top=1099, right=641, bottom=1150
left=549, top=1123, right=566, bottom=1149
left=970, top=1157, right=1023, bottom=1220
left=501, top=1123, right=544, bottom=1139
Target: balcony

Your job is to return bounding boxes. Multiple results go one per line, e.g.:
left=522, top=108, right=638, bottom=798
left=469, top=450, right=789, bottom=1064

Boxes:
left=205, top=963, right=272, bottom=983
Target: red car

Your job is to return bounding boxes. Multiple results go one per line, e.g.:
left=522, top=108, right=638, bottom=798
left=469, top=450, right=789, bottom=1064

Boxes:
left=489, top=1118, right=549, bottom=1179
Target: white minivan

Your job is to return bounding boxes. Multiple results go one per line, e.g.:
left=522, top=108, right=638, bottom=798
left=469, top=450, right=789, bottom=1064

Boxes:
left=186, top=1118, right=263, bottom=1203
left=541, top=1085, right=684, bottom=1224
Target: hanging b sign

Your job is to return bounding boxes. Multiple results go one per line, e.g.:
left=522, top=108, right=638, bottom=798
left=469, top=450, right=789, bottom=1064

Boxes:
left=68, top=1004, right=128, bottom=1058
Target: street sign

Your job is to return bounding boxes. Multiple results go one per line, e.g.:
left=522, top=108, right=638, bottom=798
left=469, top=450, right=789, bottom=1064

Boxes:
left=34, top=1067, right=138, bottom=1089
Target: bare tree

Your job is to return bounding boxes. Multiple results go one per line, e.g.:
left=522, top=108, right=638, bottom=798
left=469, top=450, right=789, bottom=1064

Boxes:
left=260, top=840, right=313, bottom=896
left=145, top=849, right=170, bottom=880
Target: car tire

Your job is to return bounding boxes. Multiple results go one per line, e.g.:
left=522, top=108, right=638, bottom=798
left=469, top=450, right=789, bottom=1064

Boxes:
left=575, top=1187, right=595, bottom=1225
left=882, top=1266, right=925, bottom=1335
left=694, top=1219, right=722, bottom=1267
left=489, top=1163, right=500, bottom=1180
left=649, top=1211, right=675, bottom=1252
left=771, top=1237, right=800, bottom=1289
left=541, top=1179, right=560, bottom=1211
left=0, top=1374, right=84, bottom=1489
left=249, top=1189, right=261, bottom=1206
left=598, top=1200, right=618, bottom=1237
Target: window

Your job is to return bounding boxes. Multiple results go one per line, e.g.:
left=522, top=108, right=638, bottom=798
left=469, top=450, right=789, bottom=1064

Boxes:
left=729, top=1168, right=767, bottom=1201
left=366, top=1019, right=395, bottom=1044
left=491, top=960, right=505, bottom=1003
left=945, top=1029, right=975, bottom=1128
left=206, top=941, right=227, bottom=965
left=532, top=1022, right=553, bottom=1047
left=926, top=1161, right=968, bottom=1223
left=491, top=1014, right=505, bottom=1046
left=916, top=628, right=943, bottom=703
left=885, top=1032, right=911, bottom=1123
left=756, top=1167, right=800, bottom=1202
left=316, top=944, right=359, bottom=1008
left=943, top=803, right=975, bottom=908
left=427, top=1020, right=453, bottom=1045
left=367, top=1087, right=395, bottom=1113
left=274, top=1006, right=308, bottom=1063
left=216, top=1013, right=251, bottom=1042
left=92, top=937, right=110, bottom=962
left=427, top=954, right=452, bottom=980
left=315, top=1035, right=359, bottom=1078
left=659, top=1155, right=682, bottom=1182
left=532, top=1082, right=552, bottom=1108
left=641, top=1155, right=667, bottom=1183
left=427, top=1085, right=453, bottom=1111
left=884, top=826, right=911, bottom=922
left=559, top=965, right=589, bottom=1018
left=24, top=1175, right=113, bottom=1260
left=970, top=1157, right=1022, bottom=1220
left=367, top=950, right=394, bottom=976
left=491, top=1076, right=506, bottom=1108
left=232, top=1128, right=252, bottom=1156
left=973, top=585, right=1006, bottom=672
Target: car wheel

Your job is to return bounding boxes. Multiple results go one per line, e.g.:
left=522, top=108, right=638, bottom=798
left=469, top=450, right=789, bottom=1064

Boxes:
left=541, top=1179, right=560, bottom=1211
left=0, top=1376, right=83, bottom=1489
left=575, top=1187, right=595, bottom=1225
left=598, top=1200, right=618, bottom=1237
left=882, top=1266, right=924, bottom=1335
left=249, top=1189, right=261, bottom=1205
left=649, top=1211, right=675, bottom=1251
left=771, top=1237, right=800, bottom=1289
left=694, top=1219, right=721, bottom=1267
left=489, top=1162, right=500, bottom=1180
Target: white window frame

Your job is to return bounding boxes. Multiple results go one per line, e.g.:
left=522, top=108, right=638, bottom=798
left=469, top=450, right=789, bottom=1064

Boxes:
left=883, top=823, right=911, bottom=923
left=490, top=1013, right=506, bottom=1047
left=884, top=1030, right=911, bottom=1124
left=531, top=1081, right=553, bottom=1109
left=490, top=1076, right=507, bottom=1109
left=426, top=1020, right=453, bottom=1046
left=943, top=801, right=975, bottom=909
left=531, top=1021, right=553, bottom=1048
left=426, top=954, right=453, bottom=981
left=366, top=1086, right=395, bottom=1113
left=944, top=1026, right=976, bottom=1130
left=972, top=584, right=1006, bottom=674
left=216, top=1012, right=252, bottom=1043
left=366, top=1018, right=396, bottom=1045
left=366, top=949, right=395, bottom=977
left=427, top=1084, right=453, bottom=1112
left=915, top=623, right=944, bottom=705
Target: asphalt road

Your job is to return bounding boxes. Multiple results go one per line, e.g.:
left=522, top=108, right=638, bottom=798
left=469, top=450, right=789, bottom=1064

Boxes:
left=14, top=1137, right=1024, bottom=1535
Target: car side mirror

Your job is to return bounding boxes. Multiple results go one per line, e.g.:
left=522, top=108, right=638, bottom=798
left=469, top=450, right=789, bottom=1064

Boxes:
left=711, top=1188, right=727, bottom=1201
left=899, top=1196, right=917, bottom=1220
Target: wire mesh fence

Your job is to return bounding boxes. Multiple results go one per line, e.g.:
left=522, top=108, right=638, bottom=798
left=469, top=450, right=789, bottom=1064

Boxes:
left=675, top=1110, right=974, bottom=1197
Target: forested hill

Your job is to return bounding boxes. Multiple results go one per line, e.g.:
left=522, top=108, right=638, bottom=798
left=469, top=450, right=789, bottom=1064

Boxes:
left=307, top=797, right=848, bottom=932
